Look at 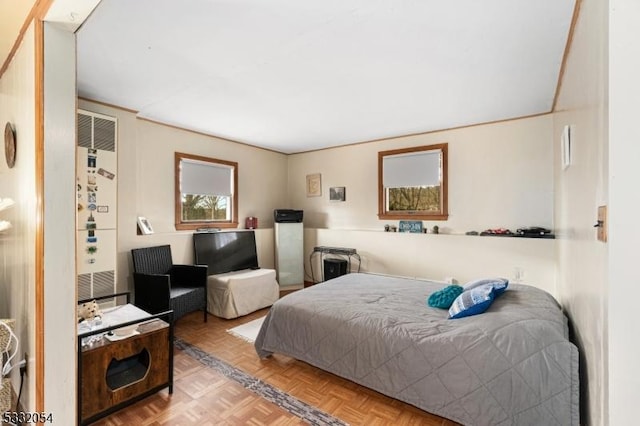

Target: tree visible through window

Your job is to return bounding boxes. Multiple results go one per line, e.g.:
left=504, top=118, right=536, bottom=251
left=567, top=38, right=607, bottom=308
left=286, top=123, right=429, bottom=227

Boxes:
left=388, top=187, right=441, bottom=212
left=181, top=194, right=228, bottom=221
left=174, top=152, right=238, bottom=230
left=378, top=143, right=448, bottom=220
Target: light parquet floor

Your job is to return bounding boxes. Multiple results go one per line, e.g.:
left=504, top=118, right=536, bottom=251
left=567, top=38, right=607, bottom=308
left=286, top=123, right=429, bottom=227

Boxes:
left=91, top=297, right=459, bottom=426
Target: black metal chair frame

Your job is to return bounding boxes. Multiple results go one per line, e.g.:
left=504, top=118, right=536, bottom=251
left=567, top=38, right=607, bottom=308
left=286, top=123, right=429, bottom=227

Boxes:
left=131, top=245, right=208, bottom=323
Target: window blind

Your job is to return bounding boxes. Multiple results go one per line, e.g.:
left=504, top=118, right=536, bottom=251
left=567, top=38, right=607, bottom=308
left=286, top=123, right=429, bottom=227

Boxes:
left=181, top=159, right=232, bottom=196
left=383, top=150, right=441, bottom=188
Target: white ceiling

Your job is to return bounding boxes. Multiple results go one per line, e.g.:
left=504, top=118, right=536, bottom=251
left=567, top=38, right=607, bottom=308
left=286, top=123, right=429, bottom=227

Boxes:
left=77, top=0, right=577, bottom=154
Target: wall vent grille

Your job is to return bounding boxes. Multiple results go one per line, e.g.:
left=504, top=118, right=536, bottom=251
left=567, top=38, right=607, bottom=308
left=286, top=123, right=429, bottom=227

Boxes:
left=78, top=273, right=92, bottom=300
left=77, top=111, right=116, bottom=151
left=93, top=117, right=116, bottom=152
left=77, top=114, right=92, bottom=148
left=77, top=271, right=116, bottom=300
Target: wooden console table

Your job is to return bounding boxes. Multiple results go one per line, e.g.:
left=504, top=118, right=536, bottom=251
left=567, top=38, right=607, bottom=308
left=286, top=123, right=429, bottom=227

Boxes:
left=77, top=294, right=173, bottom=425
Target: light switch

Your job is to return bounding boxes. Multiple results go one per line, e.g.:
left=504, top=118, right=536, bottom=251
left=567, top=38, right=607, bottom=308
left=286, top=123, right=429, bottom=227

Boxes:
left=597, top=205, right=607, bottom=242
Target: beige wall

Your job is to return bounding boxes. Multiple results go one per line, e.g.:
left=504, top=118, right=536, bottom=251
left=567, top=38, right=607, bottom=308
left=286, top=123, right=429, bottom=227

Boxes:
left=553, top=0, right=609, bottom=424
left=78, top=100, right=289, bottom=292
left=0, top=24, right=37, bottom=412
left=77, top=100, right=559, bottom=293
left=289, top=115, right=558, bottom=291
left=290, top=115, right=554, bottom=233
left=304, top=228, right=557, bottom=293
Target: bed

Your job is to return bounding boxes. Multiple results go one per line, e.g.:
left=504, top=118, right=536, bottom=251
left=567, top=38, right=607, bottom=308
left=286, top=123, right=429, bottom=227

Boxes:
left=255, top=273, right=579, bottom=426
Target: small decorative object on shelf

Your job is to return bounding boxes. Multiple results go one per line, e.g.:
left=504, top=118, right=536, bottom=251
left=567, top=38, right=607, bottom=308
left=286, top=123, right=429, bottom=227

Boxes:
left=480, top=228, right=513, bottom=236
left=479, top=227, right=555, bottom=239
left=137, top=216, right=154, bottom=235
left=245, top=216, right=258, bottom=229
left=399, top=220, right=422, bottom=233
left=515, top=227, right=552, bottom=237
left=432, top=225, right=439, bottom=234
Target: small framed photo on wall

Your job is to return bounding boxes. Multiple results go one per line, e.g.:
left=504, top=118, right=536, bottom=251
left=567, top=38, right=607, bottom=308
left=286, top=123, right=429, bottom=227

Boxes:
left=306, top=173, right=322, bottom=197
left=137, top=216, right=154, bottom=235
left=329, top=186, right=346, bottom=201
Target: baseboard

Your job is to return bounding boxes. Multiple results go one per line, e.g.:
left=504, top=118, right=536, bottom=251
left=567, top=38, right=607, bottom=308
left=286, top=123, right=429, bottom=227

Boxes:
left=279, top=284, right=303, bottom=291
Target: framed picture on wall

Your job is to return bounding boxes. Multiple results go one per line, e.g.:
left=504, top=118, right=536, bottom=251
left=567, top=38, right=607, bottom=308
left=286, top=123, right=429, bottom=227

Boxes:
left=329, top=186, right=346, bottom=201
left=137, top=216, right=154, bottom=235
left=306, top=173, right=322, bottom=197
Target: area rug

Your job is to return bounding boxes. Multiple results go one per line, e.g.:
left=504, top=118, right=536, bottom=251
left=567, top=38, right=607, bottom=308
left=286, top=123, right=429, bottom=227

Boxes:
left=175, top=338, right=347, bottom=426
left=226, top=316, right=265, bottom=343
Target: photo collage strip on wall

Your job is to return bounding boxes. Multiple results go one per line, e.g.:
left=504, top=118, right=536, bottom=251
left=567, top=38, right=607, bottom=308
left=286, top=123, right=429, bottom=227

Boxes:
left=77, top=148, right=115, bottom=264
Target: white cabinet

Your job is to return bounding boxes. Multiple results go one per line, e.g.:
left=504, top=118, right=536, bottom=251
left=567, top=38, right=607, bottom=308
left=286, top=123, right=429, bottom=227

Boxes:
left=274, top=222, right=303, bottom=288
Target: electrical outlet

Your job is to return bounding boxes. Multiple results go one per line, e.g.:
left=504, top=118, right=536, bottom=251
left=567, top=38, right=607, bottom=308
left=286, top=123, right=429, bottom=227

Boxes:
left=513, top=267, right=525, bottom=283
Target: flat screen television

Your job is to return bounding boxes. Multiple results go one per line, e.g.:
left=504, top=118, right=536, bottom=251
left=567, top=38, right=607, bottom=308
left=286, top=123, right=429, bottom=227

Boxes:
left=193, top=230, right=259, bottom=275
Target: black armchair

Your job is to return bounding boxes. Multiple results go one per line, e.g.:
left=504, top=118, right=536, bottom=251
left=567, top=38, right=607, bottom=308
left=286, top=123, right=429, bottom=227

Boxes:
left=131, top=245, right=208, bottom=323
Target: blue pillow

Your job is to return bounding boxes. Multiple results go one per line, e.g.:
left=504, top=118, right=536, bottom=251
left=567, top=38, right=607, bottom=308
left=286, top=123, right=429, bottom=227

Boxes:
left=448, top=284, right=496, bottom=319
left=427, top=285, right=464, bottom=309
left=463, top=277, right=509, bottom=296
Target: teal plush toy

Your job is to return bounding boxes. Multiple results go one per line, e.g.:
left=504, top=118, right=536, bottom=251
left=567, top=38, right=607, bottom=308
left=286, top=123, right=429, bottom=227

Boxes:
left=427, top=285, right=464, bottom=309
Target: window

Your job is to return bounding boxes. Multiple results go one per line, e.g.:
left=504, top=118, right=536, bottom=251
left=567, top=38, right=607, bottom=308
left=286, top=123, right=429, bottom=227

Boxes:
left=175, top=152, right=238, bottom=230
left=378, top=143, right=448, bottom=220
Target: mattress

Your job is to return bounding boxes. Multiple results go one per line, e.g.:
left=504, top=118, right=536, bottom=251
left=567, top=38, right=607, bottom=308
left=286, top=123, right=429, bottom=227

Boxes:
left=255, top=273, right=579, bottom=426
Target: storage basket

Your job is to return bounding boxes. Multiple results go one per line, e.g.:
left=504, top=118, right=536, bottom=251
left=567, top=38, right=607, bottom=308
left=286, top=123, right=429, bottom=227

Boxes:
left=0, top=319, right=15, bottom=349
left=0, top=377, right=11, bottom=412
left=0, top=319, right=16, bottom=413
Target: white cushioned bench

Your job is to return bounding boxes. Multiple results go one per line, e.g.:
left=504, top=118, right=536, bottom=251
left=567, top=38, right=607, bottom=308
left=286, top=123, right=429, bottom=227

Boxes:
left=207, top=268, right=279, bottom=319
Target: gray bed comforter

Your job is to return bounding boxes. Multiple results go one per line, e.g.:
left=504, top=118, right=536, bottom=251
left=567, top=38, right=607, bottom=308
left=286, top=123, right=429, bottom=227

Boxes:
left=255, top=273, right=579, bottom=426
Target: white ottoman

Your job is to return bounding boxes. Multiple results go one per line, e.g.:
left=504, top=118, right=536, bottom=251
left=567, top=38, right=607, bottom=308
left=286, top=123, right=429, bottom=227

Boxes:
left=207, top=268, right=279, bottom=319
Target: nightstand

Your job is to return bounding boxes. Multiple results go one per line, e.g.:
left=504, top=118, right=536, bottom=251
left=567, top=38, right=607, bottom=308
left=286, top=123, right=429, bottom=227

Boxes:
left=77, top=294, right=173, bottom=425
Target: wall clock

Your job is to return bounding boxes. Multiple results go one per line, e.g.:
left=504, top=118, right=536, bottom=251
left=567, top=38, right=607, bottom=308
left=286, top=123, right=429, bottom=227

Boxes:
left=4, top=122, right=16, bottom=168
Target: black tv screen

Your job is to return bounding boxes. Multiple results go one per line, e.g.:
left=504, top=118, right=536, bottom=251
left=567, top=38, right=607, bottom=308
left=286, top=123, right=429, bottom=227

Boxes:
left=193, top=231, right=259, bottom=275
